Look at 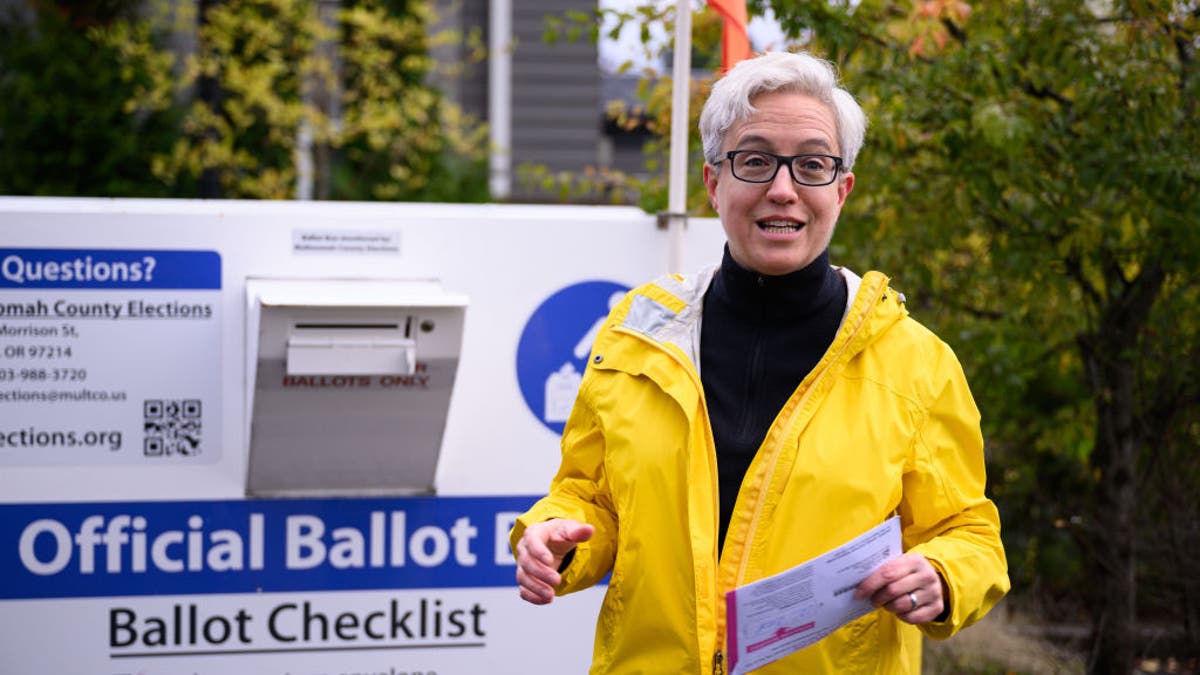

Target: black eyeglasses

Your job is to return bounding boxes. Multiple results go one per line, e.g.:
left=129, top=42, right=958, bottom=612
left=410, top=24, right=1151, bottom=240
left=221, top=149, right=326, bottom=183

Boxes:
left=716, top=150, right=844, bottom=186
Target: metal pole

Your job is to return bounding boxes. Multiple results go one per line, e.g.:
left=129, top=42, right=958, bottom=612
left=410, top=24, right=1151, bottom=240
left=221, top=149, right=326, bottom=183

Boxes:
left=663, top=0, right=692, bottom=274
left=489, top=0, right=513, bottom=200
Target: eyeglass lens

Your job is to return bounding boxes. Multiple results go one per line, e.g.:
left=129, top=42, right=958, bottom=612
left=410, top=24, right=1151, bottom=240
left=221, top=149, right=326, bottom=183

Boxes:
left=730, top=151, right=838, bottom=185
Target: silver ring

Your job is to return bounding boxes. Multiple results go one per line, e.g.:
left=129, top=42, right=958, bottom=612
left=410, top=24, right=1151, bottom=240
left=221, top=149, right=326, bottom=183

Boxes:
left=907, top=591, right=918, bottom=610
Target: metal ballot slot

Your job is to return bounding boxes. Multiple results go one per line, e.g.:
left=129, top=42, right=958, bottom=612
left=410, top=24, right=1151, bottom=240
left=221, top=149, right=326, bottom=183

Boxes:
left=245, top=279, right=468, bottom=496
left=286, top=322, right=417, bottom=376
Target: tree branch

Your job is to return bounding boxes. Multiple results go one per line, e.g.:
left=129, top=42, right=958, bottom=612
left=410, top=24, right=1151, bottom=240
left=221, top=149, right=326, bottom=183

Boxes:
left=941, top=17, right=967, bottom=46
left=1020, top=81, right=1073, bottom=110
left=1063, top=253, right=1104, bottom=312
left=1171, top=20, right=1196, bottom=121
left=1105, top=258, right=1165, bottom=339
left=923, top=289, right=1006, bottom=321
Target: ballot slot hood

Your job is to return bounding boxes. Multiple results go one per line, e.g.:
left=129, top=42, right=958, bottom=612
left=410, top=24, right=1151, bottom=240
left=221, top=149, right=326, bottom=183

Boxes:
left=245, top=279, right=468, bottom=497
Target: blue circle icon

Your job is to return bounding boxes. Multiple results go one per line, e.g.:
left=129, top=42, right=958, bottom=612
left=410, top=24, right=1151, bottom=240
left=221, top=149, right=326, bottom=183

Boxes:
left=516, top=280, right=631, bottom=435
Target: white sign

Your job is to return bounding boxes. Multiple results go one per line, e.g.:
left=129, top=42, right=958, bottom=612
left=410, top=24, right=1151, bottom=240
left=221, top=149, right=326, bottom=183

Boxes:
left=1, top=495, right=605, bottom=673
left=0, top=247, right=222, bottom=466
left=292, top=228, right=402, bottom=255
left=0, top=197, right=729, bottom=673
left=3, top=588, right=604, bottom=674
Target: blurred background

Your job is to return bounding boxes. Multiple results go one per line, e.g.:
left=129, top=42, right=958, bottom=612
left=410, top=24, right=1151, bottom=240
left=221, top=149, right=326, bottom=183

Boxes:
left=1, top=1, right=1196, bottom=672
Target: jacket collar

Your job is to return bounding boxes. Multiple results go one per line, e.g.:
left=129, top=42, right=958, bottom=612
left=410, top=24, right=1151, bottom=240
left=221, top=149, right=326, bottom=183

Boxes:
left=709, top=247, right=843, bottom=323
left=624, top=262, right=900, bottom=352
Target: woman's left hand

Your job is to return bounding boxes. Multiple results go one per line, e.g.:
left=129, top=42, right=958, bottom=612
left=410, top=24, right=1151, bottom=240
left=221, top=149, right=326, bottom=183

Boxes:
left=855, top=552, right=947, bottom=624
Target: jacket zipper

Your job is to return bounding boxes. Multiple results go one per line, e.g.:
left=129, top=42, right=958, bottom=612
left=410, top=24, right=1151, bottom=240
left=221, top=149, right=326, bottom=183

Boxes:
left=604, top=274, right=892, bottom=672
left=732, top=273, right=885, bottom=588
left=735, top=322, right=765, bottom=440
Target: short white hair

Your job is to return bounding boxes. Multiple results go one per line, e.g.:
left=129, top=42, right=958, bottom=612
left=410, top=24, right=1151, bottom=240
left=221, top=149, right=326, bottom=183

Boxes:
left=699, top=51, right=868, bottom=170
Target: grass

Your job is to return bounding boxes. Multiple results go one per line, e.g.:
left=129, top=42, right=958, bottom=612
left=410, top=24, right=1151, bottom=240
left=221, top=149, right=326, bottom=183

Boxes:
left=923, top=606, right=1086, bottom=675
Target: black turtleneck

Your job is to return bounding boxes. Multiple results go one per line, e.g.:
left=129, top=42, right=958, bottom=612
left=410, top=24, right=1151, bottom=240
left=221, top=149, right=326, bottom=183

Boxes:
left=701, top=246, right=847, bottom=553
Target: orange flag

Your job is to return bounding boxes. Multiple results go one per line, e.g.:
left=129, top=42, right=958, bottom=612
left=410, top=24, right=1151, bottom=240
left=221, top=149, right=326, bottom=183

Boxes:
left=707, top=0, right=752, bottom=72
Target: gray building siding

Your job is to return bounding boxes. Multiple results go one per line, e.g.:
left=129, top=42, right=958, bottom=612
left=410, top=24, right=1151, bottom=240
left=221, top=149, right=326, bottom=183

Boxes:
left=509, top=0, right=601, bottom=200
left=433, top=0, right=614, bottom=202
left=429, top=0, right=489, bottom=118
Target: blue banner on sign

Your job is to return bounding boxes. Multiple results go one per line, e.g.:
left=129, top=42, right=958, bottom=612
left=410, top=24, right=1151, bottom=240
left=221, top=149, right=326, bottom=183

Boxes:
left=515, top=280, right=631, bottom=435
left=0, top=248, right=221, bottom=289
left=0, top=496, right=538, bottom=599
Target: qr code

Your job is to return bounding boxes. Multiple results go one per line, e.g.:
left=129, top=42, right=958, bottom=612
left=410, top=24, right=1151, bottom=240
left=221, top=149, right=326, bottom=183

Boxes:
left=143, top=399, right=202, bottom=457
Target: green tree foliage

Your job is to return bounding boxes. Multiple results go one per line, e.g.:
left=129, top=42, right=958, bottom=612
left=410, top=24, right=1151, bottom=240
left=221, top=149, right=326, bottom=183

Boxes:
left=756, top=0, right=1199, bottom=670
left=1, top=0, right=487, bottom=201
left=331, top=0, right=488, bottom=202
left=131, top=0, right=488, bottom=200
left=0, top=2, right=184, bottom=196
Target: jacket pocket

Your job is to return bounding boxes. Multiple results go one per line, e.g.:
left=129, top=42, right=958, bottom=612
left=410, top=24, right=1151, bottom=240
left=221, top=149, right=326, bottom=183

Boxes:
left=832, top=610, right=881, bottom=672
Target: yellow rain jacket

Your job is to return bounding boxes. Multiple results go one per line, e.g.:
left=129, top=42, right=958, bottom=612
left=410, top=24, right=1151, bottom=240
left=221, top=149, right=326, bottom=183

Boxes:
left=512, top=267, right=1009, bottom=674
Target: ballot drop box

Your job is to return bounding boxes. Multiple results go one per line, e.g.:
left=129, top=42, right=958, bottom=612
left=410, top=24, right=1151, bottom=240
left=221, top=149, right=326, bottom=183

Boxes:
left=0, top=197, right=725, bottom=674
